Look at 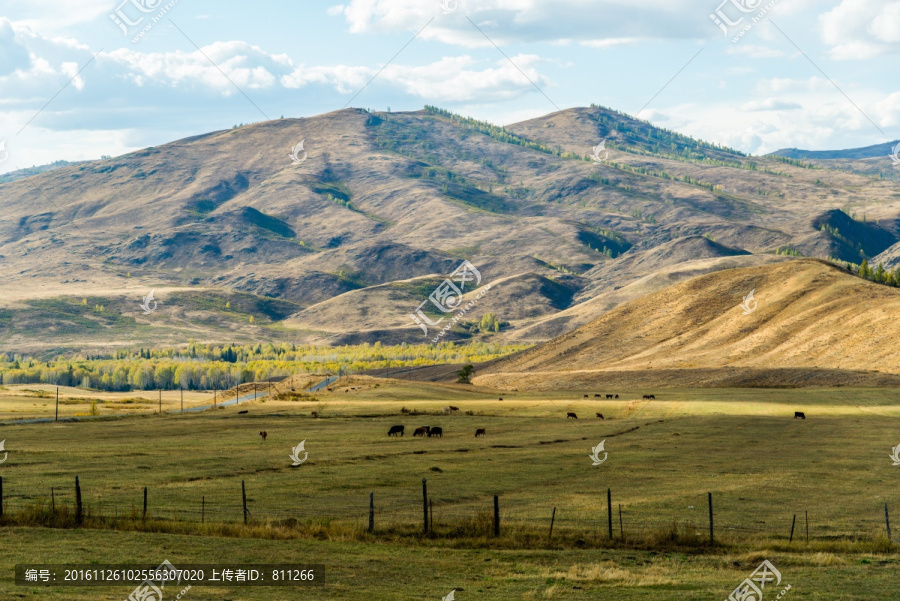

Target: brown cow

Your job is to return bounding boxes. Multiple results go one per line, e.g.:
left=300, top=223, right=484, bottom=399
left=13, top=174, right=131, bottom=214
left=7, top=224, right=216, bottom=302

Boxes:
left=567, top=412, right=578, bottom=419
left=413, top=426, right=430, bottom=437
left=258, top=431, right=267, bottom=441
left=475, top=428, right=486, bottom=437
left=596, top=413, right=604, bottom=419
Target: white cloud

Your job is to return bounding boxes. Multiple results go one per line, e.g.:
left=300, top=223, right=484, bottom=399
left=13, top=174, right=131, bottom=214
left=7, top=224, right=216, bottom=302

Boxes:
left=331, top=0, right=716, bottom=47
left=820, top=0, right=900, bottom=59
left=741, top=98, right=802, bottom=111
left=282, top=54, right=549, bottom=102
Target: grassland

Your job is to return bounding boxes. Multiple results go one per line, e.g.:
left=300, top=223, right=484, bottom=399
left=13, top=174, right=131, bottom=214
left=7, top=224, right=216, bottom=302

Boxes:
left=0, top=378, right=898, bottom=600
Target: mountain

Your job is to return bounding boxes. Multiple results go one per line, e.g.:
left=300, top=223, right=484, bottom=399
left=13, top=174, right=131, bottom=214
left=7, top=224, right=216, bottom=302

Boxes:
left=0, top=160, right=83, bottom=184
left=769, top=141, right=899, bottom=161
left=1, top=106, right=900, bottom=353
left=478, top=259, right=900, bottom=389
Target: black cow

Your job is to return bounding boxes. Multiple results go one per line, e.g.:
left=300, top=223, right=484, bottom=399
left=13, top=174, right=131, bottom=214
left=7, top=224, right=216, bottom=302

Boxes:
left=567, top=412, right=578, bottom=419
left=643, top=394, right=656, bottom=400
left=606, top=394, right=614, bottom=399
left=596, top=413, right=604, bottom=419
left=428, top=427, right=443, bottom=438
left=794, top=412, right=806, bottom=420
left=388, top=425, right=405, bottom=436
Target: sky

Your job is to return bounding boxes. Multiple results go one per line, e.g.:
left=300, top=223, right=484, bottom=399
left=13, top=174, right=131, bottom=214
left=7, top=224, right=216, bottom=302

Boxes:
left=0, top=0, right=899, bottom=174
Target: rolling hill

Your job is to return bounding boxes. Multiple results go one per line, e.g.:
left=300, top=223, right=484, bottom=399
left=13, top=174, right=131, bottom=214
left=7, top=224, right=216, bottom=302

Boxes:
left=1, top=106, right=900, bottom=353
left=477, top=259, right=900, bottom=389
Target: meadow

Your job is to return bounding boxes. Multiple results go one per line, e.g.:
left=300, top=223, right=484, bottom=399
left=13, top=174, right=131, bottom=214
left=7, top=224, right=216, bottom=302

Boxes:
left=0, top=378, right=898, bottom=600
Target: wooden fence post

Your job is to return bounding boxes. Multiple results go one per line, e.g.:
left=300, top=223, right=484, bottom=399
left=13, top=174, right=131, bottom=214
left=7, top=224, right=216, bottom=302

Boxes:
left=368, top=492, right=374, bottom=533
left=494, top=495, right=500, bottom=537
left=619, top=504, right=624, bottom=539
left=75, top=476, right=83, bottom=525
left=607, top=488, right=613, bottom=540
left=242, top=480, right=248, bottom=525
left=422, top=479, right=428, bottom=534
left=549, top=507, right=556, bottom=539
left=143, top=487, right=148, bottom=520
left=789, top=514, right=796, bottom=543
left=708, top=492, right=714, bottom=544
left=886, top=504, right=892, bottom=542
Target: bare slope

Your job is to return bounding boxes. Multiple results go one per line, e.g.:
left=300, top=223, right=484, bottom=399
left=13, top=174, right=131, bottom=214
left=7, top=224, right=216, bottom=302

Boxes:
left=479, top=259, right=900, bottom=388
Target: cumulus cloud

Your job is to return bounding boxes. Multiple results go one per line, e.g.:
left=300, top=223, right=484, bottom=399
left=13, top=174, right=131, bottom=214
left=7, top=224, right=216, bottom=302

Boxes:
left=820, top=0, right=900, bottom=59
left=330, top=0, right=717, bottom=47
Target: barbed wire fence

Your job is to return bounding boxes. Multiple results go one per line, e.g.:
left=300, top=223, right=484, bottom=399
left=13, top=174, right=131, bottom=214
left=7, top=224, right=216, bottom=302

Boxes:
left=0, top=475, right=894, bottom=545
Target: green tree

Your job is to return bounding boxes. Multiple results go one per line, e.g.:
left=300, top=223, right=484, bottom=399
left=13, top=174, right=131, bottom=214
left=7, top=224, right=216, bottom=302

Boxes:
left=457, top=364, right=475, bottom=384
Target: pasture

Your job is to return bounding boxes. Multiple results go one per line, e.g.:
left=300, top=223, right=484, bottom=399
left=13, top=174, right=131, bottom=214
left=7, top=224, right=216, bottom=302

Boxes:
left=0, top=378, right=899, bottom=600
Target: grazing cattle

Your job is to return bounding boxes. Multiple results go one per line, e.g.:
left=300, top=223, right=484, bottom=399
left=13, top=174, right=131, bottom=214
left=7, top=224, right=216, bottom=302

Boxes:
left=567, top=412, right=578, bottom=419
left=449, top=406, right=459, bottom=412
left=238, top=410, right=248, bottom=414
left=327, top=388, right=333, bottom=392
left=413, top=426, right=430, bottom=437
left=443, top=406, right=452, bottom=414
left=584, top=394, right=589, bottom=398
left=428, top=427, right=443, bottom=438
left=388, top=425, right=405, bottom=437
left=258, top=431, right=267, bottom=441
left=794, top=412, right=806, bottom=420
left=594, top=394, right=601, bottom=398
left=311, top=411, right=318, bottom=418
left=606, top=394, right=614, bottom=399
left=499, top=397, right=503, bottom=401
left=596, top=413, right=604, bottom=419
left=475, top=428, right=486, bottom=437
left=615, top=394, right=619, bottom=399
left=643, top=394, right=656, bottom=400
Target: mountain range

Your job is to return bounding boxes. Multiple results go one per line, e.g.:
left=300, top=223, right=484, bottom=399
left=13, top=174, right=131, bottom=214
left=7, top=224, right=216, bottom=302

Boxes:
left=1, top=106, right=900, bottom=355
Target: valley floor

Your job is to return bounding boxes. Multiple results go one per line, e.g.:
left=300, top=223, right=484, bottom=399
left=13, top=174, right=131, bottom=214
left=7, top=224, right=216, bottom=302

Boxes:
left=0, top=379, right=898, bottom=599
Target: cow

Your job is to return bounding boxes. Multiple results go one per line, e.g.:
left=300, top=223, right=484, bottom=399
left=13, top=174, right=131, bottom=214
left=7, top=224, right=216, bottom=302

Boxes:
left=794, top=412, right=806, bottom=420
left=413, top=426, right=430, bottom=437
left=584, top=395, right=589, bottom=398
left=258, top=431, right=267, bottom=441
left=311, top=411, right=318, bottom=418
left=448, top=406, right=459, bottom=412
left=596, top=413, right=604, bottom=419
left=643, top=394, right=656, bottom=400
left=238, top=410, right=248, bottom=414
left=498, top=397, right=503, bottom=401
left=443, top=406, right=452, bottom=414
left=567, top=412, right=578, bottom=419
left=388, top=425, right=405, bottom=437
left=615, top=394, right=619, bottom=399
left=606, top=394, right=614, bottom=399
left=594, top=394, right=601, bottom=398
left=475, top=428, right=486, bottom=437
left=327, top=388, right=333, bottom=392
left=428, top=427, right=443, bottom=438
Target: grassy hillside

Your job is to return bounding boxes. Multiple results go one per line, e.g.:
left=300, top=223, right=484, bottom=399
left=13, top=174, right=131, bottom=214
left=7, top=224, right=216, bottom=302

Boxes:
left=481, top=259, right=900, bottom=387
left=1, top=107, right=899, bottom=351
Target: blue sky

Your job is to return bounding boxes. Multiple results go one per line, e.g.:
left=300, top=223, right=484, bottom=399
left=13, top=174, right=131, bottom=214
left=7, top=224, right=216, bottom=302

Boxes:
left=1, top=0, right=899, bottom=173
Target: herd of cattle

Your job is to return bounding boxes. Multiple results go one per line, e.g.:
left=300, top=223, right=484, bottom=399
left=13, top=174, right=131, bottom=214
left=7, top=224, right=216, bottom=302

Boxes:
left=386, top=425, right=486, bottom=437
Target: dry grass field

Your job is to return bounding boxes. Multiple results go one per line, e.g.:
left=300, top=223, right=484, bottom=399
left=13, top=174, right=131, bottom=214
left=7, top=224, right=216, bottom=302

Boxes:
left=0, top=377, right=898, bottom=599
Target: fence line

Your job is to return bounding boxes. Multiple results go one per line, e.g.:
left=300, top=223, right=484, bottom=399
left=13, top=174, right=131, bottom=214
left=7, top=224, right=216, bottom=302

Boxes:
left=0, top=477, right=895, bottom=544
